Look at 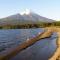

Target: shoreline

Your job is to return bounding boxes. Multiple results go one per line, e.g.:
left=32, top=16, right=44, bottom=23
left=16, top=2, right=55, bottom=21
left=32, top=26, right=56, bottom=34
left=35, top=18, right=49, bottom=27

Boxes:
left=0, top=27, right=59, bottom=60
left=0, top=28, right=53, bottom=60
left=45, top=27, right=60, bottom=60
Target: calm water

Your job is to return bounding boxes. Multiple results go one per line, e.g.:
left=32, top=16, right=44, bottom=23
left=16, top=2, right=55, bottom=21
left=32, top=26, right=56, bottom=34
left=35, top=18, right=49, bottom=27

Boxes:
left=0, top=28, right=44, bottom=52
left=0, top=28, right=57, bottom=60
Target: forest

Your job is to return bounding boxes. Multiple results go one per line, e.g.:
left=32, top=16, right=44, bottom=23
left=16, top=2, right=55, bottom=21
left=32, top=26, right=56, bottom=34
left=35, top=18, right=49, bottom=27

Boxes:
left=0, top=21, right=60, bottom=29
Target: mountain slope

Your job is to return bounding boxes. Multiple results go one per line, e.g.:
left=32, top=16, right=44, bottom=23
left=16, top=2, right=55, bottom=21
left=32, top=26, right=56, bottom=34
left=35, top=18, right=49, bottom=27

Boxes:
left=0, top=10, right=55, bottom=25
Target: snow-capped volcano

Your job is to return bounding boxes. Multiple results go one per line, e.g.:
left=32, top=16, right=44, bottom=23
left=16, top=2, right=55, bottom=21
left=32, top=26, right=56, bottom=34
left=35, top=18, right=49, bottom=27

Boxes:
left=20, top=9, right=31, bottom=15
left=0, top=10, right=55, bottom=25
left=19, top=9, right=54, bottom=22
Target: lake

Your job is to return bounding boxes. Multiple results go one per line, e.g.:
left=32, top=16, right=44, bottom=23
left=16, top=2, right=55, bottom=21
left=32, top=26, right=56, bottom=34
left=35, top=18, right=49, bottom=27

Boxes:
left=0, top=28, right=57, bottom=60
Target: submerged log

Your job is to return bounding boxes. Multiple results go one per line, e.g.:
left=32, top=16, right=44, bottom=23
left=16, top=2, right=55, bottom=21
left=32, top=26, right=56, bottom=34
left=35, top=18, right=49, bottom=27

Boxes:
left=0, top=29, right=53, bottom=60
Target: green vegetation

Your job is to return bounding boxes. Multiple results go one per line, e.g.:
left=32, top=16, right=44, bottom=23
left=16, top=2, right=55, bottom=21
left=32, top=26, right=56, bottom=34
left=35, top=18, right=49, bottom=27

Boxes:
left=0, top=21, right=60, bottom=29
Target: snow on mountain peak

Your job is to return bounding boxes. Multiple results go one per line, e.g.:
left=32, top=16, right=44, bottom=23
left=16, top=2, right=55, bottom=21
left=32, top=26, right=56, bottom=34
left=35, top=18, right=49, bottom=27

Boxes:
left=20, top=9, right=31, bottom=15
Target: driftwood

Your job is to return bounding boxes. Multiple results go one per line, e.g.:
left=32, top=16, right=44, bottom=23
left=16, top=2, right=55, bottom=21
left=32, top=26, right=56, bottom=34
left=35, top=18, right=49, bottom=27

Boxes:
left=0, top=29, right=53, bottom=60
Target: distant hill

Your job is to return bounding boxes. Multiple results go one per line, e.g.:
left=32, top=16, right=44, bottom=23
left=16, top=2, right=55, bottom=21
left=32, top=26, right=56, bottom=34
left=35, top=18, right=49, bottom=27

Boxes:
left=0, top=10, right=55, bottom=26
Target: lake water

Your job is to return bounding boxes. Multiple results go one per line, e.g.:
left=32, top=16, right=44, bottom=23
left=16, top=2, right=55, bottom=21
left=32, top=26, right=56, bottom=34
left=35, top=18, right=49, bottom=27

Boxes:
left=0, top=28, right=57, bottom=60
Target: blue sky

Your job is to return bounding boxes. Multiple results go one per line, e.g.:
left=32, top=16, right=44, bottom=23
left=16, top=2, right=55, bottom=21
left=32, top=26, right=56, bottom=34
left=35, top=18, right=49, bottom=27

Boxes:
left=0, top=0, right=60, bottom=20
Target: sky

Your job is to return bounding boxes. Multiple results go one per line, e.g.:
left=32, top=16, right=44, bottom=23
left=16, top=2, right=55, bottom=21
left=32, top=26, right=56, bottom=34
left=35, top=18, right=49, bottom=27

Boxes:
left=0, top=0, right=60, bottom=21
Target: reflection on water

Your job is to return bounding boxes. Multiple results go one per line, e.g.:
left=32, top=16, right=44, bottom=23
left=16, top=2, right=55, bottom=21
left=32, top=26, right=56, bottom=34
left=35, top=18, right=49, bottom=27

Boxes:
left=0, top=28, right=44, bottom=52
left=10, top=33, right=57, bottom=60
left=0, top=28, right=57, bottom=60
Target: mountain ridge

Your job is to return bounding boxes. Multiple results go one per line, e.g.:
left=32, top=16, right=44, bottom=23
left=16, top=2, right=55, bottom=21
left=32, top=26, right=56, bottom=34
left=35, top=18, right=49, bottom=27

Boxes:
left=0, top=11, right=55, bottom=25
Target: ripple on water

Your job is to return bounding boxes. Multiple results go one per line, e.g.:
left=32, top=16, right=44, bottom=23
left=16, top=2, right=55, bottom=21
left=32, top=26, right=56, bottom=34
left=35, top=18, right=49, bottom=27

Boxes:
left=0, top=28, right=44, bottom=52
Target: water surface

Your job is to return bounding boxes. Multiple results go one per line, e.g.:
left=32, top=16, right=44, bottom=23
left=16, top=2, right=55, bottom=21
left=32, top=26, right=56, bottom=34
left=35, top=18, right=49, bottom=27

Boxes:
left=0, top=28, right=44, bottom=52
left=0, top=28, right=57, bottom=60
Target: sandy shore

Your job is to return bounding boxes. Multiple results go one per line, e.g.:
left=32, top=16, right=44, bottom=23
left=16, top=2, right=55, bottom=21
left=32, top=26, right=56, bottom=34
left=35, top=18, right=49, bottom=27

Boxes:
left=45, top=27, right=60, bottom=60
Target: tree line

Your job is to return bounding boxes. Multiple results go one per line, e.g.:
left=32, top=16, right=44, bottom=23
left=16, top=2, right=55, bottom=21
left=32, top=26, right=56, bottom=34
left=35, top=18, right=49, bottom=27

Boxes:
left=0, top=21, right=60, bottom=29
